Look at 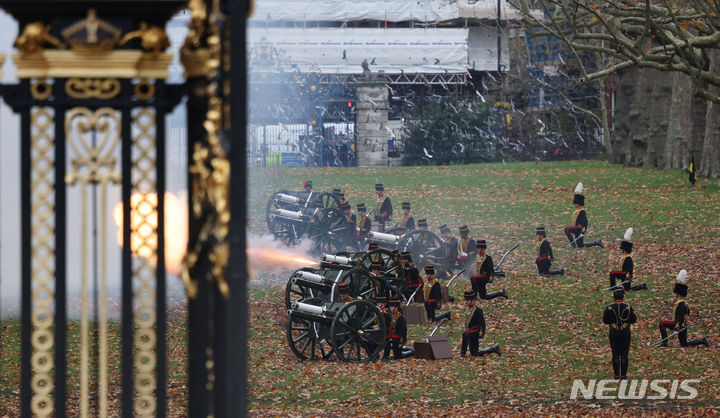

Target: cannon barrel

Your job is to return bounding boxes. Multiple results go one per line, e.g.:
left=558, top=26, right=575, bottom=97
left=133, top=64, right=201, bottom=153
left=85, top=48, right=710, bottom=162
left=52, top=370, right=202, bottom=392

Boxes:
left=294, top=271, right=324, bottom=283
left=369, top=231, right=400, bottom=245
left=290, top=301, right=326, bottom=316
left=322, top=254, right=352, bottom=265
left=275, top=208, right=305, bottom=220
left=276, top=193, right=301, bottom=204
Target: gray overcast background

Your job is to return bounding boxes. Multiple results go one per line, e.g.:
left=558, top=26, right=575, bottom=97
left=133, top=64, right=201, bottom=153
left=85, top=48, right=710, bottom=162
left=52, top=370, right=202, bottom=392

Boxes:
left=0, top=11, right=191, bottom=316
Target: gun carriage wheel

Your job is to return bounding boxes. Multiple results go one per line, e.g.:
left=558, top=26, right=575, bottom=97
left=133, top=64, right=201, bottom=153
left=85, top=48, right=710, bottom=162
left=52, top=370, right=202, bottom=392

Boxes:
left=359, top=249, right=407, bottom=299
left=398, top=229, right=445, bottom=269
left=330, top=300, right=386, bottom=363
left=286, top=298, right=334, bottom=361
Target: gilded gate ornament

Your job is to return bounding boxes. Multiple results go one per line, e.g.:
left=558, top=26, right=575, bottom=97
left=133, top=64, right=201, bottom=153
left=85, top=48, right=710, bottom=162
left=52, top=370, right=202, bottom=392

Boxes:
left=62, top=9, right=122, bottom=51
left=65, top=78, right=121, bottom=99
left=119, top=22, right=171, bottom=55
left=65, top=107, right=121, bottom=418
left=14, top=22, right=66, bottom=54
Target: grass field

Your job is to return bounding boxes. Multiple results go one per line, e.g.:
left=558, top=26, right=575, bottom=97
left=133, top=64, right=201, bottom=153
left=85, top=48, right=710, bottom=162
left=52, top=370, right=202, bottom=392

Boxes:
left=2, top=160, right=719, bottom=416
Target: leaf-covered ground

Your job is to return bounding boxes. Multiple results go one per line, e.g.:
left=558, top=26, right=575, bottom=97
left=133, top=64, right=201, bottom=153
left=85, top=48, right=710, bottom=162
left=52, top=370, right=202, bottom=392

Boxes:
left=247, top=161, right=720, bottom=416
left=2, top=160, right=719, bottom=416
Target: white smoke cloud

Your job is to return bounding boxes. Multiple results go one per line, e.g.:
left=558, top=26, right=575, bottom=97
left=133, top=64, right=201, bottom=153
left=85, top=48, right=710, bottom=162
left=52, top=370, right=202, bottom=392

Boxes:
left=246, top=229, right=319, bottom=284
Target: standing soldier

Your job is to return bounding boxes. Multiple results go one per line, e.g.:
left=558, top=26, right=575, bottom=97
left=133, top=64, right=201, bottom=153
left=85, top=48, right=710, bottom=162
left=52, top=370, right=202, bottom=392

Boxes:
left=332, top=188, right=346, bottom=208
left=459, top=290, right=501, bottom=357
left=337, top=282, right=353, bottom=303
left=440, top=224, right=458, bottom=277
left=472, top=239, right=508, bottom=300
left=373, top=183, right=393, bottom=232
left=535, top=226, right=564, bottom=276
left=340, top=201, right=355, bottom=244
left=602, top=289, right=637, bottom=380
left=423, top=265, right=450, bottom=322
left=355, top=203, right=372, bottom=250
left=658, top=270, right=709, bottom=348
left=564, top=182, right=603, bottom=248
left=383, top=297, right=409, bottom=360
left=609, top=228, right=648, bottom=291
left=397, top=202, right=415, bottom=230
left=401, top=252, right=423, bottom=301
left=456, top=225, right=477, bottom=277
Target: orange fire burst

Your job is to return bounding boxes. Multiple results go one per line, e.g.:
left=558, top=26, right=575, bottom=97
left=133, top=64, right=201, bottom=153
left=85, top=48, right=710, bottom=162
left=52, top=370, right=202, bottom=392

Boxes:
left=246, top=248, right=318, bottom=269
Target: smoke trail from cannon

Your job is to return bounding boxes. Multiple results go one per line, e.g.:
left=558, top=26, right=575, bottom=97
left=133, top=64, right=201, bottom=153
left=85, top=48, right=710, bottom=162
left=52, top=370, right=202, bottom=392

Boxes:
left=245, top=230, right=319, bottom=278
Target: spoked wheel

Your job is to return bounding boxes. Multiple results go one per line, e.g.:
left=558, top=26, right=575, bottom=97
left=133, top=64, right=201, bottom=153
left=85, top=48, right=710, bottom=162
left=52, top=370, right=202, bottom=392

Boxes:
left=330, top=300, right=386, bottom=363
left=398, top=229, right=445, bottom=269
left=310, top=192, right=342, bottom=210
left=307, top=207, right=355, bottom=254
left=343, top=267, right=379, bottom=300
left=287, top=314, right=334, bottom=361
left=359, top=249, right=407, bottom=299
left=266, top=191, right=306, bottom=245
left=285, top=268, right=323, bottom=309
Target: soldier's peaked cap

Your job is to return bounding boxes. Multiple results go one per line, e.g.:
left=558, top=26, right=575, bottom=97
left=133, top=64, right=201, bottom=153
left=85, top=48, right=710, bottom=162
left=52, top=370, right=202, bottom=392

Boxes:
left=368, top=242, right=379, bottom=250
left=402, top=202, right=411, bottom=210
left=476, top=239, right=487, bottom=249
left=439, top=224, right=450, bottom=233
left=464, top=290, right=478, bottom=300
left=375, top=183, right=384, bottom=191
left=340, top=201, right=351, bottom=211
left=459, top=225, right=469, bottom=234
left=338, top=282, right=349, bottom=292
left=388, top=297, right=401, bottom=307
left=356, top=203, right=366, bottom=210
left=303, top=180, right=312, bottom=188
left=424, top=265, right=435, bottom=275
left=417, top=218, right=428, bottom=226
left=536, top=226, right=546, bottom=235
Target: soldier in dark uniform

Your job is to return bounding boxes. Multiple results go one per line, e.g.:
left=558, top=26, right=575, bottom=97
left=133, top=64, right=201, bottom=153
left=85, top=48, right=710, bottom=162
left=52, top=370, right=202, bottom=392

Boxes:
left=460, top=290, right=501, bottom=357
left=602, top=289, right=637, bottom=379
left=609, top=228, right=648, bottom=291
left=564, top=182, right=603, bottom=248
left=535, top=226, right=564, bottom=276
left=401, top=252, right=423, bottom=301
left=303, top=180, right=312, bottom=193
left=397, top=202, right=415, bottom=230
left=423, top=265, right=450, bottom=322
left=456, top=225, right=477, bottom=277
left=355, top=203, right=372, bottom=250
left=370, top=259, right=389, bottom=299
left=440, top=224, right=458, bottom=278
left=340, top=201, right=356, bottom=245
left=337, top=281, right=353, bottom=303
left=383, top=297, right=410, bottom=360
left=658, top=270, right=709, bottom=348
left=472, top=239, right=508, bottom=300
left=373, top=183, right=392, bottom=232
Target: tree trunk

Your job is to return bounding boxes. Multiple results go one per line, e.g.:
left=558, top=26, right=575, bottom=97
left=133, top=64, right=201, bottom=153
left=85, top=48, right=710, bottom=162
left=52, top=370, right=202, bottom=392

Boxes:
left=700, top=51, right=720, bottom=178
left=664, top=73, right=694, bottom=169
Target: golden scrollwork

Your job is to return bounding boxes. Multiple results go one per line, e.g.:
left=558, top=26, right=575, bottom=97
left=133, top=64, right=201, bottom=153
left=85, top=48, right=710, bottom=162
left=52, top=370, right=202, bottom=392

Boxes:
left=30, top=107, right=55, bottom=418
left=133, top=78, right=155, bottom=101
left=65, top=107, right=121, bottom=418
left=131, top=108, right=158, bottom=416
left=182, top=0, right=231, bottom=301
left=119, top=22, right=170, bottom=55
left=65, top=78, right=121, bottom=99
left=31, top=79, right=52, bottom=100
left=14, top=22, right=66, bottom=54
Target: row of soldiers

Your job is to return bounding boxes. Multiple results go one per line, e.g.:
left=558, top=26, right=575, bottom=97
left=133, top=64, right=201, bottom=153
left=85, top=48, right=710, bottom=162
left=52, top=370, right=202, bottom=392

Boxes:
left=555, top=182, right=709, bottom=379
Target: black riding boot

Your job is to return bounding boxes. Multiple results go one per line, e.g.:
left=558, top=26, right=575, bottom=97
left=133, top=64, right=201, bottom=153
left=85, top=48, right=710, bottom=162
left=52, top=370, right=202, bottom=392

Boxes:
left=476, top=345, right=501, bottom=356
left=549, top=268, right=564, bottom=275
left=687, top=337, right=710, bottom=347
left=630, top=283, right=649, bottom=291
left=620, top=357, right=629, bottom=379
left=584, top=240, right=604, bottom=248
left=434, top=311, right=451, bottom=322
left=612, top=357, right=621, bottom=380
left=486, top=289, right=508, bottom=300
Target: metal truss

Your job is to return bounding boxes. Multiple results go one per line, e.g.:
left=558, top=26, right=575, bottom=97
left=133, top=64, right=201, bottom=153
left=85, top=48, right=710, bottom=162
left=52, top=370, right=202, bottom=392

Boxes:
left=249, top=71, right=469, bottom=86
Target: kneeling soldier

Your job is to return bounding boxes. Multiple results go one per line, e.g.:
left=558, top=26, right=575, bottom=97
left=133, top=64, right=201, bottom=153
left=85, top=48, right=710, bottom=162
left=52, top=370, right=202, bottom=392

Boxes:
left=535, top=226, right=564, bottom=276
left=609, top=228, right=648, bottom=291
left=383, top=297, right=409, bottom=360
left=460, top=290, right=501, bottom=357
left=472, top=239, right=508, bottom=300
left=602, top=289, right=637, bottom=379
left=658, top=270, right=709, bottom=348
left=423, top=265, right=450, bottom=322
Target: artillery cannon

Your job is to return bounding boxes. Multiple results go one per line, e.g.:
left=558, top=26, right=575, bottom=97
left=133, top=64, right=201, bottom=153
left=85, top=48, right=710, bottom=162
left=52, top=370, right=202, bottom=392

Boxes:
left=266, top=190, right=356, bottom=253
left=397, top=229, right=446, bottom=269
left=285, top=248, right=409, bottom=308
left=286, top=298, right=386, bottom=362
